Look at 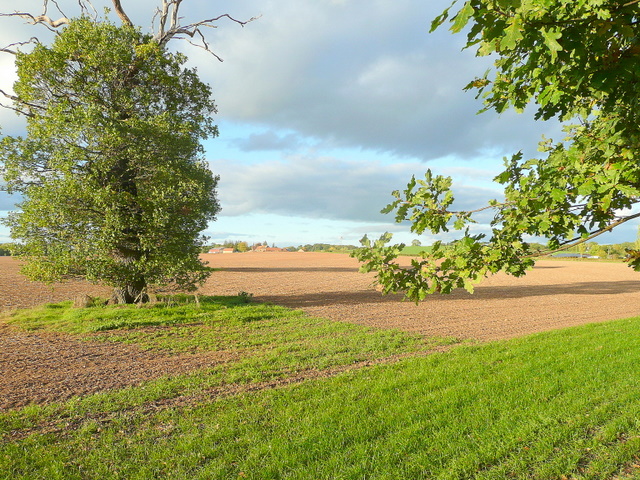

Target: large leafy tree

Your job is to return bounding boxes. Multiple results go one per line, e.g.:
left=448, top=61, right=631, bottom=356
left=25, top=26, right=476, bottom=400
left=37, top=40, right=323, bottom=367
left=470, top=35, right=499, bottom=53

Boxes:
left=0, top=1, right=251, bottom=303
left=353, top=0, right=640, bottom=302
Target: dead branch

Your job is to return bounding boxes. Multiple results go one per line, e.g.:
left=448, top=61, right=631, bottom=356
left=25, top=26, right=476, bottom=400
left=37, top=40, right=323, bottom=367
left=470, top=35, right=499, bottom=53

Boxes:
left=45, top=0, right=70, bottom=19
left=2, top=1, right=256, bottom=61
left=155, top=11, right=259, bottom=59
left=0, top=37, right=40, bottom=55
left=185, top=32, right=223, bottom=62
left=112, top=0, right=133, bottom=27
left=0, top=11, right=70, bottom=30
left=77, top=0, right=97, bottom=20
left=0, top=1, right=96, bottom=31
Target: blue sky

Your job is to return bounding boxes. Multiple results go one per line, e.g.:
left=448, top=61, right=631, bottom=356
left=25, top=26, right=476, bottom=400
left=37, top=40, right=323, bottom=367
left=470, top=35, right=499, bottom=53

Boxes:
left=1, top=0, right=638, bottom=247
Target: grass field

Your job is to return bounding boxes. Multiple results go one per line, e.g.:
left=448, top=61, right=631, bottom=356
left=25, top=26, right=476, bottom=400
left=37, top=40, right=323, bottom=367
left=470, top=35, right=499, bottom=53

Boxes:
left=3, top=296, right=640, bottom=479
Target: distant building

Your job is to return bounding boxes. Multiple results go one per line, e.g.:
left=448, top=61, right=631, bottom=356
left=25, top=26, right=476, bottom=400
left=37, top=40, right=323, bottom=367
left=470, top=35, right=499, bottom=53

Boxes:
left=208, top=247, right=235, bottom=254
left=252, top=245, right=285, bottom=253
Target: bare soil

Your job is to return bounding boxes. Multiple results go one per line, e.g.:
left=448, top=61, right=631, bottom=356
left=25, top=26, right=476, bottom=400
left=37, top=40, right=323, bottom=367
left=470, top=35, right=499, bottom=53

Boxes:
left=2, top=252, right=640, bottom=410
left=197, top=252, right=640, bottom=341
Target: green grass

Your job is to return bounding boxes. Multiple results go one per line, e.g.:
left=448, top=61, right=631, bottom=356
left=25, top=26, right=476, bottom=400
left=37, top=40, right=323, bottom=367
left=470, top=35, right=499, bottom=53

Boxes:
left=3, top=294, right=255, bottom=334
left=0, top=296, right=451, bottom=415
left=399, top=245, right=432, bottom=256
left=3, top=298, right=640, bottom=479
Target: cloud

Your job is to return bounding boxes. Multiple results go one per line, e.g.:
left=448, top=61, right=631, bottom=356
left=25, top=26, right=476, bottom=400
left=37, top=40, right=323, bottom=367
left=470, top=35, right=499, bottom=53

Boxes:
left=194, top=0, right=563, bottom=161
left=209, top=154, right=401, bottom=222
left=1, top=0, right=563, bottom=159
left=231, top=130, right=306, bottom=152
left=208, top=153, right=501, bottom=225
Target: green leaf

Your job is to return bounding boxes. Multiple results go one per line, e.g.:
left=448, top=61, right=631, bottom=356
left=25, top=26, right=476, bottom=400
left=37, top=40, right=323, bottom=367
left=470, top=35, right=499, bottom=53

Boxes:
left=362, top=0, right=640, bottom=301
left=430, top=2, right=455, bottom=33
left=500, top=16, right=524, bottom=51
left=450, top=1, right=474, bottom=34
left=541, top=28, right=563, bottom=60
left=550, top=188, right=565, bottom=203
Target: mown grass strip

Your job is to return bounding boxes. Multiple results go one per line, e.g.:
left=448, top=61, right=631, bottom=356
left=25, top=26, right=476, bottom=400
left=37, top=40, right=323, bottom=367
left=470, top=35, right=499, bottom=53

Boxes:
left=4, top=300, right=640, bottom=479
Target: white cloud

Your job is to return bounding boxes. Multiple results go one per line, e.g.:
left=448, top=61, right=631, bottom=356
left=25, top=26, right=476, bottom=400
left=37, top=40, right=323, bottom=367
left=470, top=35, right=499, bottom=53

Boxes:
left=1, top=0, right=563, bottom=158
left=208, top=153, right=501, bottom=225
left=189, top=0, right=563, bottom=161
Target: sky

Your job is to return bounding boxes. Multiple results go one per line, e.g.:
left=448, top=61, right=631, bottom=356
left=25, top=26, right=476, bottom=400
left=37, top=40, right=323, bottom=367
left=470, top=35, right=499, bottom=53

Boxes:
left=0, top=0, right=637, bottom=247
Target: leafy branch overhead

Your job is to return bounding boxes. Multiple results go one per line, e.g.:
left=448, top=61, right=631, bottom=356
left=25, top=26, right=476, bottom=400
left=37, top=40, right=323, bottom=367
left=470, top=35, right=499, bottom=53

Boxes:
left=353, top=0, right=640, bottom=302
left=0, top=1, right=254, bottom=303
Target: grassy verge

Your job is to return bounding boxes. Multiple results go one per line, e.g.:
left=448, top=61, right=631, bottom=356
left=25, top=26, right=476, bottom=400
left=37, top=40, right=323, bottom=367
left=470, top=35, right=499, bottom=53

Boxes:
left=3, top=298, right=640, bottom=479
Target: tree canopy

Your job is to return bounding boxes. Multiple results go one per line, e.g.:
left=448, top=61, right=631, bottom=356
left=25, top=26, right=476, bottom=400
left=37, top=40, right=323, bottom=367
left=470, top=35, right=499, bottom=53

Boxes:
left=353, top=0, right=640, bottom=302
left=0, top=1, right=249, bottom=303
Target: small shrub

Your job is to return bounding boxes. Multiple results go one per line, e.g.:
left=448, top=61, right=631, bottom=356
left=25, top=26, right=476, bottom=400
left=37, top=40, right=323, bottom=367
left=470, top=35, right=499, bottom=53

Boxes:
left=237, top=291, right=254, bottom=303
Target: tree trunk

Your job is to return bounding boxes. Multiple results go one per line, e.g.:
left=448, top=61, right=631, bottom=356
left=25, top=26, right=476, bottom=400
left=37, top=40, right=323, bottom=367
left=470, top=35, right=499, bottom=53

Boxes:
left=111, top=279, right=148, bottom=304
left=110, top=245, right=148, bottom=304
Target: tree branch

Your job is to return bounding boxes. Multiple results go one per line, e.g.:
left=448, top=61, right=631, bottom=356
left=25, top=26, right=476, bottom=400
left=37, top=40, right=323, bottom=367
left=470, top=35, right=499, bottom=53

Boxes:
left=0, top=37, right=40, bottom=55
left=0, top=102, right=35, bottom=118
left=0, top=12, right=69, bottom=30
left=45, top=0, right=69, bottom=19
left=153, top=3, right=259, bottom=59
left=111, top=0, right=132, bottom=27
left=526, top=211, right=640, bottom=258
left=77, top=0, right=98, bottom=20
left=0, top=88, right=47, bottom=116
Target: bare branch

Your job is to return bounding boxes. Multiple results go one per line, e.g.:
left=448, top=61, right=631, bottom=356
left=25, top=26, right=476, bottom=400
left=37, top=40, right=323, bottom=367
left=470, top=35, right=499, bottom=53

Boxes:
left=78, top=0, right=97, bottom=20
left=153, top=4, right=259, bottom=59
left=0, top=103, right=31, bottom=117
left=185, top=38, right=223, bottom=62
left=0, top=12, right=69, bottom=30
left=0, top=37, right=40, bottom=55
left=45, top=0, right=69, bottom=19
left=111, top=0, right=133, bottom=27
left=0, top=99, right=35, bottom=118
left=170, top=0, right=182, bottom=32
left=0, top=88, right=20, bottom=104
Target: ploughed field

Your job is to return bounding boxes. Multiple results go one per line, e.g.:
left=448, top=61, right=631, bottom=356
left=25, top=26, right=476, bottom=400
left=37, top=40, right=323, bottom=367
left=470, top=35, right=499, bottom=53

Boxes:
left=2, top=252, right=640, bottom=341
left=2, top=252, right=640, bottom=409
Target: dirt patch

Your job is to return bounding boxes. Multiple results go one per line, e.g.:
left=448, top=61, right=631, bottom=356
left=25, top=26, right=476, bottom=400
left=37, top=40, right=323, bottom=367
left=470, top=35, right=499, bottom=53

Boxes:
left=0, top=323, right=233, bottom=410
left=2, top=253, right=640, bottom=410
left=0, top=258, right=111, bottom=310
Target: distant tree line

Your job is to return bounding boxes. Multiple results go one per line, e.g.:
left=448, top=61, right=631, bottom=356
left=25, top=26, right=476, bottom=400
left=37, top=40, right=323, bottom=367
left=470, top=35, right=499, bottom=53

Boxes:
left=200, top=239, right=635, bottom=258
left=560, top=242, right=634, bottom=260
left=200, top=242, right=358, bottom=253
left=297, top=243, right=357, bottom=253
left=0, top=243, right=16, bottom=256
